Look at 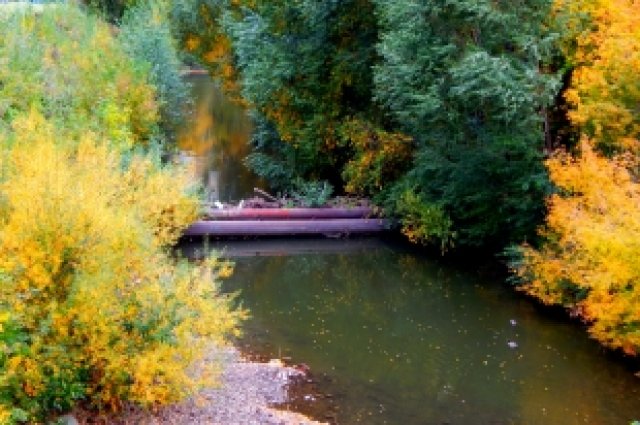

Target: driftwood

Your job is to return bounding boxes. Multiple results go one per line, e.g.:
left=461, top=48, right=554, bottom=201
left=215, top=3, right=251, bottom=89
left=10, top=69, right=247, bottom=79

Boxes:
left=253, top=187, right=281, bottom=203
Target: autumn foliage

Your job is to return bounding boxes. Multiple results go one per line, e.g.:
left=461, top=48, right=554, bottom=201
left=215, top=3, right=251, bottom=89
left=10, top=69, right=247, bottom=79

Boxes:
left=558, top=0, right=640, bottom=152
left=514, top=0, right=640, bottom=355
left=0, top=6, right=243, bottom=423
left=515, top=141, right=640, bottom=354
left=339, top=119, right=412, bottom=196
left=0, top=113, right=242, bottom=421
left=0, top=7, right=158, bottom=150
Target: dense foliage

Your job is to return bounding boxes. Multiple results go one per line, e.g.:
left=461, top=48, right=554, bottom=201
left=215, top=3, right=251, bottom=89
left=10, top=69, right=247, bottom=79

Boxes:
left=0, top=6, right=242, bottom=422
left=513, top=0, right=640, bottom=355
left=119, top=1, right=191, bottom=139
left=171, top=0, right=381, bottom=189
left=67, top=0, right=640, bottom=360
left=168, top=0, right=640, bottom=355
left=170, top=0, right=559, bottom=249
left=515, top=141, right=640, bottom=354
left=374, top=0, right=560, bottom=248
left=0, top=6, right=157, bottom=150
left=84, top=0, right=141, bottom=21
left=558, top=0, right=640, bottom=153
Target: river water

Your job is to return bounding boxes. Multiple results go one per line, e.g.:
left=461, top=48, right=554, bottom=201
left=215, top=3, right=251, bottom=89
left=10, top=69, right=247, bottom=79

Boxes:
left=178, top=76, right=640, bottom=424
left=177, top=75, right=263, bottom=202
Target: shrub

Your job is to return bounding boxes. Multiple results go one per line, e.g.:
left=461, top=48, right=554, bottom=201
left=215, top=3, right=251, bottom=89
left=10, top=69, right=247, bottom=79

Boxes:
left=0, top=107, right=243, bottom=425
left=288, top=179, right=334, bottom=208
left=0, top=5, right=158, bottom=150
left=513, top=141, right=640, bottom=355
left=394, top=189, right=454, bottom=251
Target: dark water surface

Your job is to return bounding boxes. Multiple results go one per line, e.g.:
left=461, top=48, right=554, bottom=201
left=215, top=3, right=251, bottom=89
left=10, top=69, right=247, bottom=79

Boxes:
left=187, top=238, right=640, bottom=425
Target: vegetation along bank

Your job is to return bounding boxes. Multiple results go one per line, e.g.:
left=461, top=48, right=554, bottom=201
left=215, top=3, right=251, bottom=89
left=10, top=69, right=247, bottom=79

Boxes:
left=2, top=0, right=640, bottom=422
left=169, top=0, right=640, bottom=357
left=0, top=3, right=245, bottom=423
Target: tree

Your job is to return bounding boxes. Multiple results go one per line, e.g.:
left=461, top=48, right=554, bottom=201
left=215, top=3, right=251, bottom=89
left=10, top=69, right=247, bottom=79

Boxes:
left=119, top=1, right=191, bottom=140
left=373, top=0, right=559, bottom=248
left=171, top=0, right=561, bottom=250
left=515, top=141, right=640, bottom=355
left=223, top=0, right=382, bottom=187
left=171, top=0, right=385, bottom=190
left=558, top=0, right=640, bottom=153
left=513, top=0, right=640, bottom=354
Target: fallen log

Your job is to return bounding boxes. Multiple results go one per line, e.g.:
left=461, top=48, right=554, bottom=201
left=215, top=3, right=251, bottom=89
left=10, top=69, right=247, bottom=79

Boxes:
left=205, top=207, right=376, bottom=220
left=184, top=218, right=390, bottom=237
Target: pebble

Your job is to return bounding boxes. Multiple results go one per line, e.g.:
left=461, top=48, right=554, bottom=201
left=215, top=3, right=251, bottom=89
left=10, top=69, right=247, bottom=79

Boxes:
left=74, top=347, right=326, bottom=425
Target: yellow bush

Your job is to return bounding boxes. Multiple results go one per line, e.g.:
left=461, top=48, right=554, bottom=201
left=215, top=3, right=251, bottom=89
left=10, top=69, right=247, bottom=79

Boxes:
left=556, top=0, right=640, bottom=152
left=0, top=5, right=158, bottom=149
left=0, top=112, right=244, bottom=421
left=515, top=140, right=640, bottom=355
left=0, top=6, right=245, bottom=422
left=516, top=0, right=640, bottom=356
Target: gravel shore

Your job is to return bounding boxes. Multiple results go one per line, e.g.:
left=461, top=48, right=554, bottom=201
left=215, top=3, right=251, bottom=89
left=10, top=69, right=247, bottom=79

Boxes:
left=74, top=347, right=327, bottom=425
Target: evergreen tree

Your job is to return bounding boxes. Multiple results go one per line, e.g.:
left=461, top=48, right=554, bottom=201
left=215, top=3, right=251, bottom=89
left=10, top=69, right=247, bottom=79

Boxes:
left=374, top=0, right=560, bottom=248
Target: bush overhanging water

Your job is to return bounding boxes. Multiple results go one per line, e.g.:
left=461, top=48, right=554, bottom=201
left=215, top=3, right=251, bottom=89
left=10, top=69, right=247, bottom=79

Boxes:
left=0, top=5, right=244, bottom=423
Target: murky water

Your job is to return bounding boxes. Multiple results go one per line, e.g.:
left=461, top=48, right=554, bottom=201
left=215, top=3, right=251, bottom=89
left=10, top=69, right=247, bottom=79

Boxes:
left=177, top=74, right=263, bottom=202
left=210, top=239, right=640, bottom=425
left=180, top=77, right=640, bottom=424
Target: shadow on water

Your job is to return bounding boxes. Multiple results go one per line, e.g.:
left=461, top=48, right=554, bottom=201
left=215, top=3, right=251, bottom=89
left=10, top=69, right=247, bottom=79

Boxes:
left=181, top=238, right=640, bottom=425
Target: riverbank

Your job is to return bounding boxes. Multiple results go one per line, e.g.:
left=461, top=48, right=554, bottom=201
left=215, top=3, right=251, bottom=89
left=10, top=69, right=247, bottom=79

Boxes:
left=73, top=346, right=326, bottom=425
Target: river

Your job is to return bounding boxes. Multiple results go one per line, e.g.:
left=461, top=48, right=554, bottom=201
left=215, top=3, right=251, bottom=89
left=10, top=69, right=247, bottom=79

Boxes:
left=178, top=75, right=640, bottom=425
left=177, top=74, right=263, bottom=202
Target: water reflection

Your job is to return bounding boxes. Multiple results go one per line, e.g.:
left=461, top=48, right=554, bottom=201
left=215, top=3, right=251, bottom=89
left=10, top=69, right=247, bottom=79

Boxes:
left=177, top=75, right=263, bottom=202
left=203, top=239, right=640, bottom=425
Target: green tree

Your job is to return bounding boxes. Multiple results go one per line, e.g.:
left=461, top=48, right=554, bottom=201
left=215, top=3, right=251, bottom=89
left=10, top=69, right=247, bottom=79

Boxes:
left=373, top=0, right=560, bottom=248
left=171, top=0, right=561, bottom=250
left=119, top=0, right=191, bottom=139
left=171, top=0, right=383, bottom=190
left=223, top=0, right=380, bottom=187
left=83, top=0, right=141, bottom=21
